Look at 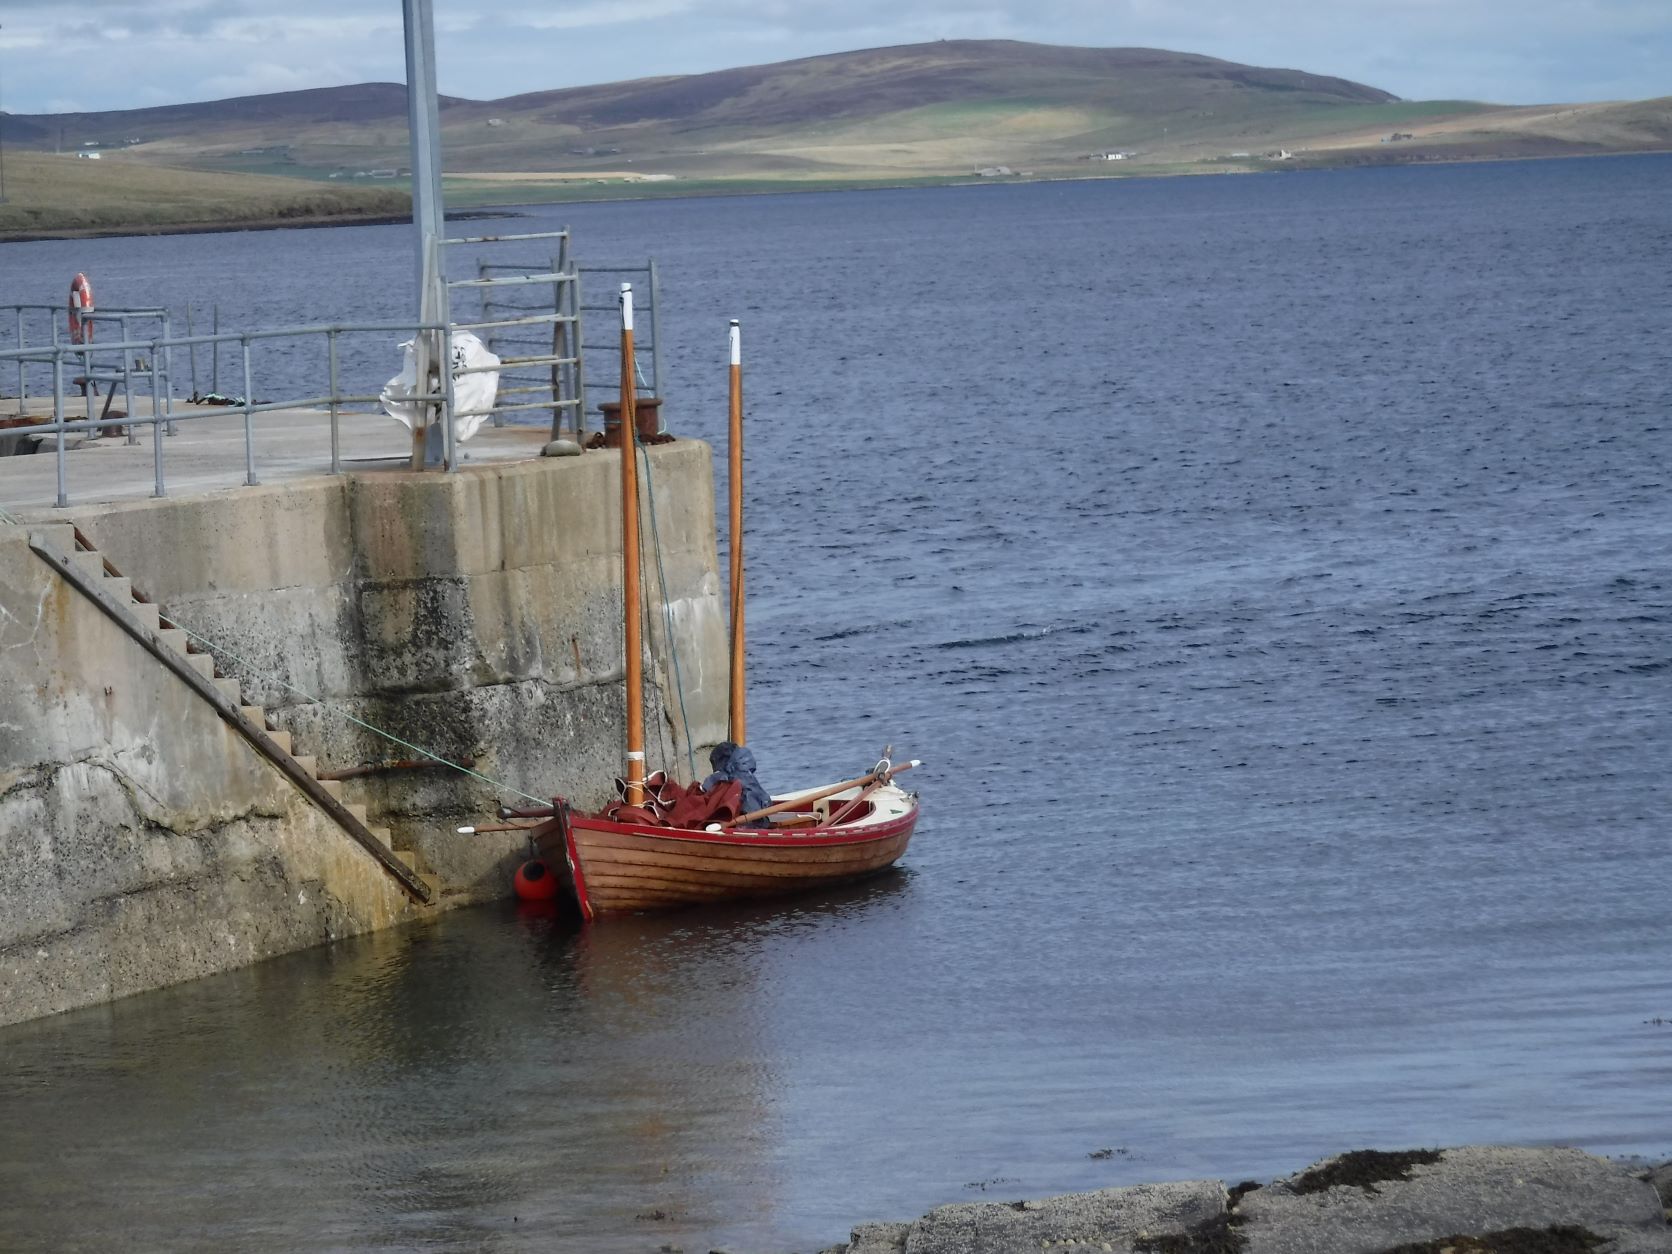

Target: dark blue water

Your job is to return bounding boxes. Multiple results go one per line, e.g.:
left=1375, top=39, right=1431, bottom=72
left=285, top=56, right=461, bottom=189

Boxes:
left=2, top=157, right=1670, bottom=1253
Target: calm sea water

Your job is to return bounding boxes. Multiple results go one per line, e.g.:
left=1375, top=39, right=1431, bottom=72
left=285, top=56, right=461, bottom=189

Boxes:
left=2, top=157, right=1671, bottom=1253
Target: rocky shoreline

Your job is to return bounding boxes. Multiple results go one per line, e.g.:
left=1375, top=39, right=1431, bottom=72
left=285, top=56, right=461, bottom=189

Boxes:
left=813, top=1146, right=1672, bottom=1254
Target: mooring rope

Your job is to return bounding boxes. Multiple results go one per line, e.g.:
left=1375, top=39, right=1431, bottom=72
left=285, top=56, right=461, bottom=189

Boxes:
left=169, top=620, right=549, bottom=805
left=637, top=439, right=699, bottom=781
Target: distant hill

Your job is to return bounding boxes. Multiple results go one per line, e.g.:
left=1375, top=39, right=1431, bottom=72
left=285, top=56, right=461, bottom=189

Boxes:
left=1, top=39, right=1668, bottom=227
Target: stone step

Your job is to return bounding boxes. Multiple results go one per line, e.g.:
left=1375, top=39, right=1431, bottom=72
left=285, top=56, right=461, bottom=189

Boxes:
left=368, top=826, right=394, bottom=848
left=160, top=629, right=190, bottom=655
left=70, top=550, right=107, bottom=579
left=264, top=729, right=291, bottom=755
left=184, top=652, right=215, bottom=680
left=319, top=777, right=343, bottom=800
left=103, top=576, right=133, bottom=603
left=292, top=754, right=316, bottom=777
left=418, top=872, right=443, bottom=900
left=240, top=704, right=267, bottom=728
left=129, top=602, right=161, bottom=631
left=213, top=676, right=240, bottom=704
left=391, top=848, right=417, bottom=870
left=345, top=802, right=369, bottom=826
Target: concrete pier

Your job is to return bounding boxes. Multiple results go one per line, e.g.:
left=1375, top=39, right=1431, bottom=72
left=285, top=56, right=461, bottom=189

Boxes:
left=0, top=409, right=729, bottom=1026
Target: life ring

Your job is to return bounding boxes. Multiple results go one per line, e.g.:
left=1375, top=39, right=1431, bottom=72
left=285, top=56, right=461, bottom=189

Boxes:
left=68, top=273, right=95, bottom=345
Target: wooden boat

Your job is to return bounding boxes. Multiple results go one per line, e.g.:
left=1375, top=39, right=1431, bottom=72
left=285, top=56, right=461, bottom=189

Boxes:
left=510, top=292, right=920, bottom=920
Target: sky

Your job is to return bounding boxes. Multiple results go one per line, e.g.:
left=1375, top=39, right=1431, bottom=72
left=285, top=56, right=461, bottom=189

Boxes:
left=0, top=0, right=1668, bottom=117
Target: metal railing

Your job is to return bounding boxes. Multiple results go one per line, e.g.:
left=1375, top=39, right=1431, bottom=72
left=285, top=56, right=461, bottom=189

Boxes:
left=0, top=319, right=463, bottom=507
left=0, top=230, right=650, bottom=507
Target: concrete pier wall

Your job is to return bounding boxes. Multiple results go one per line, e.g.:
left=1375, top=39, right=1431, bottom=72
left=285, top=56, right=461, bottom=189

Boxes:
left=0, top=444, right=729, bottom=1026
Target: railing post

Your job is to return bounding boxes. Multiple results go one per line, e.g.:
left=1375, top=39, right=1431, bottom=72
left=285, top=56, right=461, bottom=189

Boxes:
left=120, top=315, right=138, bottom=445
left=211, top=304, right=220, bottom=395
left=52, top=348, right=67, bottom=509
left=550, top=246, right=566, bottom=442
left=80, top=335, right=95, bottom=433
left=441, top=322, right=458, bottom=472
left=573, top=270, right=587, bottom=439
left=150, top=346, right=166, bottom=499
left=185, top=305, right=199, bottom=400
left=160, top=313, right=177, bottom=435
left=648, top=257, right=664, bottom=423
left=328, top=327, right=341, bottom=475
left=15, top=307, right=25, bottom=407
left=241, top=335, right=258, bottom=486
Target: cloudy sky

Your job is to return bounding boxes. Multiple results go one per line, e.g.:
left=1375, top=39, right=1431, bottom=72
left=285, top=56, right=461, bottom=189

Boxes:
left=0, top=0, right=1667, bottom=116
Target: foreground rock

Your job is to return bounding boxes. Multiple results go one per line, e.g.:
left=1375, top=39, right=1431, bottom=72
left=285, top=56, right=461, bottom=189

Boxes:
left=818, top=1146, right=1672, bottom=1254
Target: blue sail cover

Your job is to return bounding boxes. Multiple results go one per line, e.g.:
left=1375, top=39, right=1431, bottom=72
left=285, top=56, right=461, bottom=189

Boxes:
left=702, top=741, right=772, bottom=825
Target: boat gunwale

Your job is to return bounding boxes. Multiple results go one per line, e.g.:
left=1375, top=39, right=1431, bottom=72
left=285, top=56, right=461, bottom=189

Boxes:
left=564, top=799, right=919, bottom=849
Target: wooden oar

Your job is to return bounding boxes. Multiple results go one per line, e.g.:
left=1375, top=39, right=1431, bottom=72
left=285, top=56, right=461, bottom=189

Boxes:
left=723, top=759, right=920, bottom=828
left=827, top=776, right=892, bottom=826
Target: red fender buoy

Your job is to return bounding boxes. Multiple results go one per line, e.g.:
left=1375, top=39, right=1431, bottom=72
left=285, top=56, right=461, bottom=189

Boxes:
left=69, top=273, right=95, bottom=345
left=513, top=858, right=559, bottom=902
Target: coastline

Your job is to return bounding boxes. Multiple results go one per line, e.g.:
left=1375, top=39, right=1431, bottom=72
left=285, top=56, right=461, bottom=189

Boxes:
left=812, top=1146, right=1672, bottom=1254
left=4, top=148, right=1667, bottom=244
left=0, top=207, right=517, bottom=245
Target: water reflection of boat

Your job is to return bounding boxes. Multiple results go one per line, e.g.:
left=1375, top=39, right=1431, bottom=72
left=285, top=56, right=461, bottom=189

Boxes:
left=505, top=300, right=922, bottom=921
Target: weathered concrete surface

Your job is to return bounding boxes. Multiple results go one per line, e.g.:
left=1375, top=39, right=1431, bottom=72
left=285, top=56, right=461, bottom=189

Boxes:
left=51, top=439, right=727, bottom=893
left=0, top=524, right=418, bottom=1026
left=1, top=438, right=729, bottom=1024
left=819, top=1148, right=1672, bottom=1254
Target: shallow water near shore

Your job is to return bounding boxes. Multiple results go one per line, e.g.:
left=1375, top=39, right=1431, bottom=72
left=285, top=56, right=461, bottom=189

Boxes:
left=2, top=156, right=1670, bottom=1253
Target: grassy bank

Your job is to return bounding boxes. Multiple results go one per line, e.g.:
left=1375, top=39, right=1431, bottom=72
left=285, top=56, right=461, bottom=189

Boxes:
left=0, top=151, right=410, bottom=240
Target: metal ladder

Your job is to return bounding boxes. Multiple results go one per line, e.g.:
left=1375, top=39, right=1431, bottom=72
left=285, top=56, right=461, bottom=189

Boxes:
left=446, top=227, right=585, bottom=442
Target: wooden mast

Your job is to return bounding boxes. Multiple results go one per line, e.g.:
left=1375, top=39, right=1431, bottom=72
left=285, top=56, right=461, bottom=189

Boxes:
left=727, top=319, right=746, bottom=745
left=618, top=283, right=646, bottom=805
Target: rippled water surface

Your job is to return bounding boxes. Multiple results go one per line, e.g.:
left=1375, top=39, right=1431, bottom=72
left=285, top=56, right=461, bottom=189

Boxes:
left=2, top=157, right=1671, bottom=1253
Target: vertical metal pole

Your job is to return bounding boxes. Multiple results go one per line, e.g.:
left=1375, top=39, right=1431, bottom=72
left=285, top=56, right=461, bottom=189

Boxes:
left=185, top=305, right=199, bottom=399
left=120, top=316, right=137, bottom=445
left=558, top=250, right=571, bottom=441
left=81, top=335, right=95, bottom=431
left=15, top=307, right=24, bottom=405
left=404, top=0, right=449, bottom=471
left=441, top=322, right=458, bottom=471
left=150, top=349, right=165, bottom=499
left=328, top=328, right=341, bottom=475
left=573, top=271, right=587, bottom=438
left=52, top=349, right=66, bottom=508
left=556, top=229, right=572, bottom=441
left=483, top=260, right=505, bottom=429
left=119, top=319, right=133, bottom=448
left=211, top=304, right=220, bottom=395
left=160, top=313, right=176, bottom=435
left=648, top=257, right=664, bottom=423
left=241, top=336, right=258, bottom=486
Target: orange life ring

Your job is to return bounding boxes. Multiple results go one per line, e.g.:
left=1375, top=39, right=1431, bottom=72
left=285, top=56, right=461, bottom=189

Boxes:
left=68, top=272, right=95, bottom=345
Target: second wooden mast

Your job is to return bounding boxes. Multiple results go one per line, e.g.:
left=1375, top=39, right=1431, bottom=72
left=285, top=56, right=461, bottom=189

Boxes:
left=618, top=284, right=646, bottom=805
left=728, top=319, right=747, bottom=746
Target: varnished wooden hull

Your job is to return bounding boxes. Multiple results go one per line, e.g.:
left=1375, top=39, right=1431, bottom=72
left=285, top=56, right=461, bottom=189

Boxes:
left=535, top=793, right=918, bottom=920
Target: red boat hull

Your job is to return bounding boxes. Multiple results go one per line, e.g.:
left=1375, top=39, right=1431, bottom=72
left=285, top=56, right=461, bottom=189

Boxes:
left=535, top=796, right=918, bottom=920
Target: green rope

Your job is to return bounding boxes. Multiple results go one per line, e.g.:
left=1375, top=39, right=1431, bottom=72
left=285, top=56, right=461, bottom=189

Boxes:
left=169, top=620, right=549, bottom=805
left=637, top=439, right=699, bottom=781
